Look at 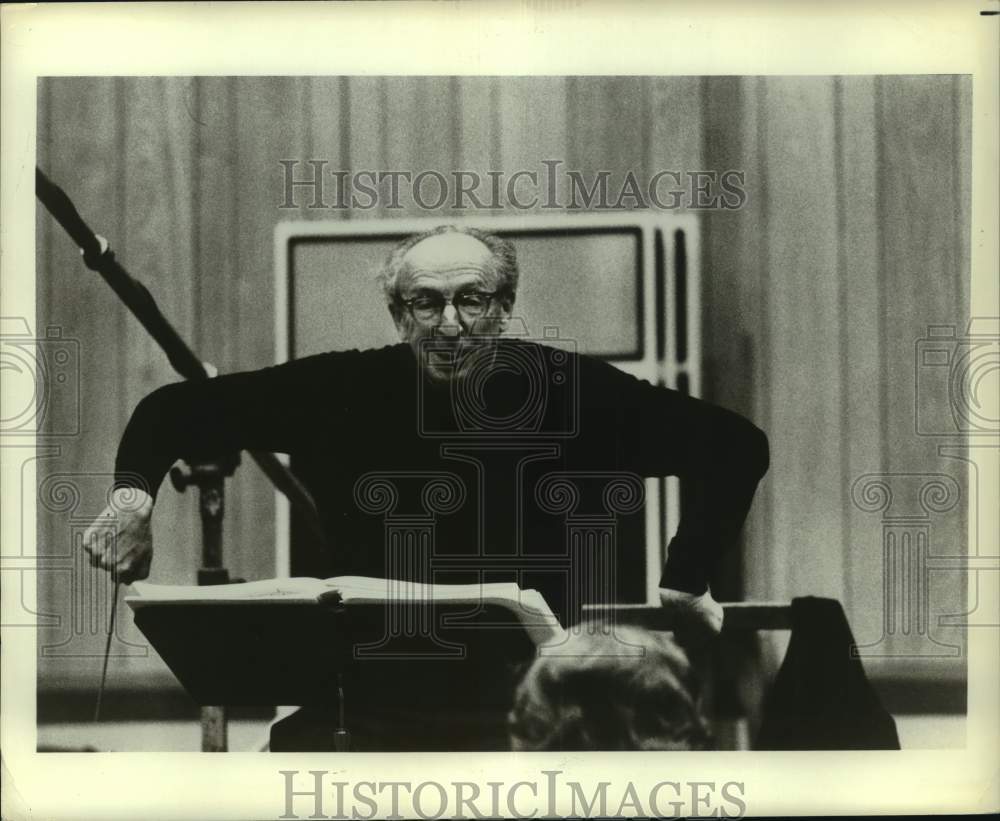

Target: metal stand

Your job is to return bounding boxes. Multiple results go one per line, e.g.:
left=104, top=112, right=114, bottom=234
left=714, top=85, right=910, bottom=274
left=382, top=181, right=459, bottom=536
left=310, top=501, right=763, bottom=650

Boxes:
left=170, top=455, right=241, bottom=752
left=36, top=169, right=329, bottom=752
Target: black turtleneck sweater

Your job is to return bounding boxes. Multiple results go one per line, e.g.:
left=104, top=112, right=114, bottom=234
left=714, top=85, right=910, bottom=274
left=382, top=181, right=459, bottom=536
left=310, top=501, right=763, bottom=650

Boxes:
left=114, top=340, right=768, bottom=624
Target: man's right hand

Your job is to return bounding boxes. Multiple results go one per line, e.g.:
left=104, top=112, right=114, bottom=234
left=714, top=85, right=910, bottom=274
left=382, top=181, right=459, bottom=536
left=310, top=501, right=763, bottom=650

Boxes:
left=82, top=487, right=155, bottom=584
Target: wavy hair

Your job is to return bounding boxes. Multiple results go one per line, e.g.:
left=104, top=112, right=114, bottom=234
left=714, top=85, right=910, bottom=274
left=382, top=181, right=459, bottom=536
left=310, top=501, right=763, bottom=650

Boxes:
left=508, top=626, right=712, bottom=751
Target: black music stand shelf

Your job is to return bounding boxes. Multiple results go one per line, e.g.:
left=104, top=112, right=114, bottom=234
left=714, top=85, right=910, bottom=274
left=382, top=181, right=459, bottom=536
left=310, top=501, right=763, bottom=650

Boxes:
left=131, top=599, right=543, bottom=750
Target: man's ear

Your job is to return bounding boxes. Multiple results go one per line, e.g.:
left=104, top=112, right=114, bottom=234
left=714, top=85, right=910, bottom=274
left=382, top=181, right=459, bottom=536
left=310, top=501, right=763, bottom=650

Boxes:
left=388, top=303, right=407, bottom=337
left=497, top=294, right=515, bottom=332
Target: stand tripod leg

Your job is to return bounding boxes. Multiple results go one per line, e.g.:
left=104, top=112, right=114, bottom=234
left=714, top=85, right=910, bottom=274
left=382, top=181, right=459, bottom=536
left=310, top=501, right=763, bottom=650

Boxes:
left=171, top=458, right=240, bottom=753
left=201, top=705, right=228, bottom=752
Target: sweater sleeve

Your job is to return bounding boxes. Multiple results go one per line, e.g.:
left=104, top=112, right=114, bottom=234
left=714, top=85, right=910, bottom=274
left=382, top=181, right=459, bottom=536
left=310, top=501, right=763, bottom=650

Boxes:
left=609, top=366, right=770, bottom=592
left=113, top=353, right=340, bottom=500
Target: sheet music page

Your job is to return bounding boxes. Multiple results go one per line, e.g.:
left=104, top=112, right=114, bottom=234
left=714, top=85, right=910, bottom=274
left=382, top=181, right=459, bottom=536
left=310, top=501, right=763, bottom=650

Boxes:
left=327, top=576, right=524, bottom=602
left=129, top=578, right=326, bottom=601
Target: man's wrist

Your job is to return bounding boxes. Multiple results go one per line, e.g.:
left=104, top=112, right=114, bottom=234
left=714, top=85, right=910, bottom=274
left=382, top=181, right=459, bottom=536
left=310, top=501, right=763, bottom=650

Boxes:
left=110, top=485, right=154, bottom=517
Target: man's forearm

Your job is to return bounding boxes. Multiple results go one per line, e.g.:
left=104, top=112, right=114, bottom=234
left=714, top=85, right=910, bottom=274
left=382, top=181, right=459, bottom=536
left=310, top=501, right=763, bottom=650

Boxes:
left=112, top=357, right=322, bottom=499
left=114, top=382, right=208, bottom=500
left=659, top=414, right=770, bottom=593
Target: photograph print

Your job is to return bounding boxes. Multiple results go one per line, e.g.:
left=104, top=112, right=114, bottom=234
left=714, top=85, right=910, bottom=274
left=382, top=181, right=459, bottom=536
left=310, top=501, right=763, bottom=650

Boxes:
left=28, top=73, right=976, bottom=761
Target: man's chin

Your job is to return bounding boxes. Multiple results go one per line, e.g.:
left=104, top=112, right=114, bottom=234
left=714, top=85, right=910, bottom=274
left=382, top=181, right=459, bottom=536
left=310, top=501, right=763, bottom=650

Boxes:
left=420, top=346, right=485, bottom=383
left=417, top=345, right=449, bottom=377
left=423, top=362, right=458, bottom=382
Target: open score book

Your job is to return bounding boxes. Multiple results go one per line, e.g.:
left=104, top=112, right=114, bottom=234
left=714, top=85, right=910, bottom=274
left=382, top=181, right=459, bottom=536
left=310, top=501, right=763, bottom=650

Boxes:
left=126, top=576, right=567, bottom=646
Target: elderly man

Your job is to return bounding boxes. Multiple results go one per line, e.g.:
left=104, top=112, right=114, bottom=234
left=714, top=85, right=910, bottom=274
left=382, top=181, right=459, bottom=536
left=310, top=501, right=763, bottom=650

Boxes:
left=85, top=224, right=768, bottom=642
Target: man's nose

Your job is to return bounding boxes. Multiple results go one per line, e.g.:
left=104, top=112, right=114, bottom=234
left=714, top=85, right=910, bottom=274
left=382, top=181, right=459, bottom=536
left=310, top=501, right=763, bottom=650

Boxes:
left=437, top=303, right=463, bottom=336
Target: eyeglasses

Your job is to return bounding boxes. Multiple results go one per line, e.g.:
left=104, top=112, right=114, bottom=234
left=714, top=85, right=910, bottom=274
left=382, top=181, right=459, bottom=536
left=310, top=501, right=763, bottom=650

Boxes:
left=399, top=291, right=497, bottom=324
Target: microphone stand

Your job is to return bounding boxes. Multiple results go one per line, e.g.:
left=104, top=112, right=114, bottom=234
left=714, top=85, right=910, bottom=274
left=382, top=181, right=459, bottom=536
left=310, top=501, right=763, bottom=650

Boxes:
left=36, top=167, right=327, bottom=751
left=170, top=457, right=240, bottom=752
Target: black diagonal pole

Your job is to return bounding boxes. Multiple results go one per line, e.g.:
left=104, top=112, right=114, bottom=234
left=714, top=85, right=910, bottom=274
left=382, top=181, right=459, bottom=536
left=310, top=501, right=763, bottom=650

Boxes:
left=39, top=166, right=330, bottom=752
left=35, top=167, right=327, bottom=545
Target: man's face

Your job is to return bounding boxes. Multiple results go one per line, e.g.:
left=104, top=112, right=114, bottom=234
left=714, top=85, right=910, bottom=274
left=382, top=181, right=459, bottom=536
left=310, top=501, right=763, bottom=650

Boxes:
left=392, top=233, right=512, bottom=382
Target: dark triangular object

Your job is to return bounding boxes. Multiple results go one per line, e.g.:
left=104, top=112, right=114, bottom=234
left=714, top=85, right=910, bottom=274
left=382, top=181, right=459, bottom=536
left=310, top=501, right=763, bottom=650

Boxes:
left=755, top=596, right=900, bottom=750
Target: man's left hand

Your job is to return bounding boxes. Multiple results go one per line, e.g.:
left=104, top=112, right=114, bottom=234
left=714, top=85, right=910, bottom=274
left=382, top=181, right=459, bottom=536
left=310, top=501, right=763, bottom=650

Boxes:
left=658, top=587, right=724, bottom=644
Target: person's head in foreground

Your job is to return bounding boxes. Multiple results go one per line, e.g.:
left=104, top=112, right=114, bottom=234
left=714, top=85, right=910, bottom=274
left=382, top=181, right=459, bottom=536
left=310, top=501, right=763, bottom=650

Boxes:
left=378, top=225, right=518, bottom=383
left=508, top=626, right=712, bottom=751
